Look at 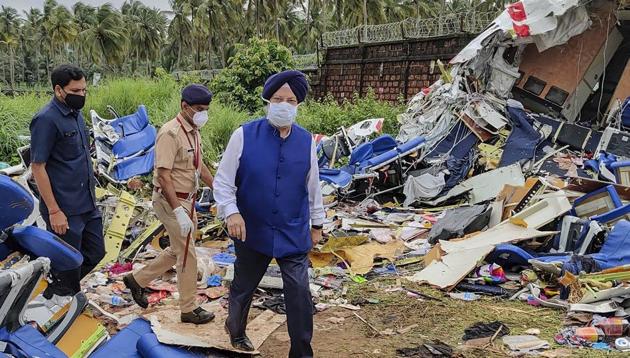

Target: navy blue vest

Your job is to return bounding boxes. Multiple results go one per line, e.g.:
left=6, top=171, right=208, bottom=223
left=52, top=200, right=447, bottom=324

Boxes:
left=236, top=118, right=312, bottom=258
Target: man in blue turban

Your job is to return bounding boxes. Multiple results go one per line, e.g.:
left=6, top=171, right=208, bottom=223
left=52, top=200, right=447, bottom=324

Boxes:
left=214, top=70, right=324, bottom=357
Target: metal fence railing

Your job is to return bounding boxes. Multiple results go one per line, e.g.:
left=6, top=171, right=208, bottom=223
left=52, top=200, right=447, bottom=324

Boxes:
left=321, top=11, right=499, bottom=48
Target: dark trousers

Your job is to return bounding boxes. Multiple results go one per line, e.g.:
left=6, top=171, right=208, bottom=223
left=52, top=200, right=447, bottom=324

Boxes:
left=44, top=209, right=105, bottom=295
left=227, top=240, right=314, bottom=358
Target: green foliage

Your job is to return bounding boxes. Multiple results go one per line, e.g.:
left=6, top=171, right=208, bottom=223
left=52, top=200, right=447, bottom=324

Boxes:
left=0, top=77, right=405, bottom=167
left=210, top=38, right=295, bottom=113
left=298, top=90, right=405, bottom=135
left=86, top=77, right=179, bottom=122
left=0, top=93, right=49, bottom=164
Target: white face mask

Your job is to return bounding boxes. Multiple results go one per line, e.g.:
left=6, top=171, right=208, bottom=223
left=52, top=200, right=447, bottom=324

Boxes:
left=267, top=102, right=298, bottom=128
left=192, top=110, right=209, bottom=128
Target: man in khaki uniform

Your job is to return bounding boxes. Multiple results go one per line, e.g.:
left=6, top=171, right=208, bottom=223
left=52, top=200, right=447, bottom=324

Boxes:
left=124, top=84, right=215, bottom=324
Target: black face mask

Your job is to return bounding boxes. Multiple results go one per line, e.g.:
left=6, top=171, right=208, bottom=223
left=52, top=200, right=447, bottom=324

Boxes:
left=61, top=89, right=86, bottom=110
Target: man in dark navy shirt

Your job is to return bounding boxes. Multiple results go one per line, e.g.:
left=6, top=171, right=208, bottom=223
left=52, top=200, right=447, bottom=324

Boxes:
left=30, top=64, right=104, bottom=298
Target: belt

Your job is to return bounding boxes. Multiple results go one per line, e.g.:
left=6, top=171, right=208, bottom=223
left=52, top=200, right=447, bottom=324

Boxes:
left=154, top=187, right=192, bottom=200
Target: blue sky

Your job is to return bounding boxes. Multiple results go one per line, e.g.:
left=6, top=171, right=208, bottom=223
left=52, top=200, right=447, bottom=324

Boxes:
left=0, top=0, right=172, bottom=15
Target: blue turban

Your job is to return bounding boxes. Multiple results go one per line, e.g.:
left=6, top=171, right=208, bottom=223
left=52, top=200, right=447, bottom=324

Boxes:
left=181, top=84, right=213, bottom=105
left=262, top=70, right=309, bottom=103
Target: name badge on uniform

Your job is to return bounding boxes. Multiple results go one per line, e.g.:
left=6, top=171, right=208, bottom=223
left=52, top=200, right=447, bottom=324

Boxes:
left=64, top=130, right=78, bottom=137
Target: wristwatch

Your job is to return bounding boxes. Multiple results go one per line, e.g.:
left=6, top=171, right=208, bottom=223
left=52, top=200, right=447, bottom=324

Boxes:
left=311, top=224, right=323, bottom=230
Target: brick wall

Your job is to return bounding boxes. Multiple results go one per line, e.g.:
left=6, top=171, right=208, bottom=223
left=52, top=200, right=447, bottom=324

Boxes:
left=308, top=34, right=475, bottom=103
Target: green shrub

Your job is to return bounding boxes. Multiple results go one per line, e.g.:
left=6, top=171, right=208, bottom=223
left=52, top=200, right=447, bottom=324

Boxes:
left=298, top=90, right=405, bottom=136
left=0, top=78, right=405, bottom=166
left=210, top=38, right=295, bottom=114
left=86, top=77, right=180, bottom=125
left=0, top=93, right=49, bottom=164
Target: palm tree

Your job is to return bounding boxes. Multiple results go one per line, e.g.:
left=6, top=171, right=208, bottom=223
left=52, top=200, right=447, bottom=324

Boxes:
left=186, top=0, right=204, bottom=69
left=168, top=0, right=192, bottom=70
left=44, top=5, right=78, bottom=66
left=122, top=0, right=145, bottom=74
left=82, top=4, right=128, bottom=68
left=73, top=2, right=97, bottom=68
left=23, top=8, right=45, bottom=82
left=341, top=0, right=387, bottom=27
left=1, top=6, right=21, bottom=88
left=199, top=0, right=229, bottom=68
left=123, top=2, right=166, bottom=75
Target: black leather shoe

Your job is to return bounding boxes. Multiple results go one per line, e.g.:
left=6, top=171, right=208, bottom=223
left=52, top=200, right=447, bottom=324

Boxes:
left=225, top=321, right=255, bottom=351
left=181, top=307, right=215, bottom=324
left=123, top=274, right=148, bottom=309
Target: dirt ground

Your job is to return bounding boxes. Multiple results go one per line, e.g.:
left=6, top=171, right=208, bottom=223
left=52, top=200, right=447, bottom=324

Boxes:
left=257, top=278, right=627, bottom=358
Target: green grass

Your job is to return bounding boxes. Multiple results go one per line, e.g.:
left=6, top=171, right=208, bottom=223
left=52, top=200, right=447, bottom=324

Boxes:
left=0, top=93, right=49, bottom=164
left=0, top=77, right=405, bottom=165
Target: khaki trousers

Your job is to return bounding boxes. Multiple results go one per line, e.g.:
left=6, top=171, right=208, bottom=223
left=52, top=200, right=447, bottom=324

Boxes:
left=133, top=191, right=198, bottom=313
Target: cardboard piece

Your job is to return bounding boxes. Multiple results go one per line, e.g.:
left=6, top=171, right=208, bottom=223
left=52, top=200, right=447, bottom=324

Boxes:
left=310, top=240, right=405, bottom=275
left=150, top=303, right=286, bottom=354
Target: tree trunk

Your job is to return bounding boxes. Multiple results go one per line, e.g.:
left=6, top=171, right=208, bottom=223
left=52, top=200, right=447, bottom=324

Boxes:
left=363, top=0, right=368, bottom=40
left=176, top=42, right=182, bottom=70
left=9, top=46, right=16, bottom=90
left=336, top=0, right=342, bottom=28
left=218, top=39, right=227, bottom=68
left=191, top=7, right=198, bottom=70
left=207, top=16, right=213, bottom=69
left=306, top=0, right=312, bottom=41
left=134, top=49, right=140, bottom=75
left=45, top=53, right=50, bottom=83
left=35, top=49, right=40, bottom=83
left=256, top=0, right=260, bottom=36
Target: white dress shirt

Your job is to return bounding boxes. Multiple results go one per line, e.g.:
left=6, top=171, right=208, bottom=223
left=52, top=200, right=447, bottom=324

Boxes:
left=214, top=126, right=325, bottom=226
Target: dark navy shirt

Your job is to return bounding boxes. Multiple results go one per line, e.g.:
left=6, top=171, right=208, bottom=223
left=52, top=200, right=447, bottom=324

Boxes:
left=29, top=97, right=97, bottom=216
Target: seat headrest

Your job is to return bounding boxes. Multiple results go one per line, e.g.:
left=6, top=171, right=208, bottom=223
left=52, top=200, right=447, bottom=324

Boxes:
left=0, top=175, right=33, bottom=231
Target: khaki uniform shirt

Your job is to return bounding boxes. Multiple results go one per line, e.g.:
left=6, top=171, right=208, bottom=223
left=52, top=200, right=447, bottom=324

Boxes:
left=153, top=114, right=201, bottom=193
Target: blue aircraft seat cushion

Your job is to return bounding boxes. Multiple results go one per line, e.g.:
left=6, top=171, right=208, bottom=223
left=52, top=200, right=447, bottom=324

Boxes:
left=111, top=125, right=157, bottom=159
left=371, top=135, right=397, bottom=155
left=319, top=168, right=353, bottom=188
left=90, top=318, right=153, bottom=358
left=592, top=220, right=630, bottom=267
left=109, top=105, right=149, bottom=137
left=137, top=332, right=204, bottom=357
left=0, top=175, right=34, bottom=231
left=111, top=148, right=155, bottom=181
left=11, top=226, right=83, bottom=271
left=397, top=136, right=426, bottom=154
left=349, top=143, right=374, bottom=166
left=365, top=148, right=399, bottom=168
left=0, top=325, right=66, bottom=358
